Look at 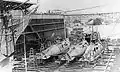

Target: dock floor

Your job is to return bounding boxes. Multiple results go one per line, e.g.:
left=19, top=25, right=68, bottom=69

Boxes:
left=110, top=47, right=120, bottom=72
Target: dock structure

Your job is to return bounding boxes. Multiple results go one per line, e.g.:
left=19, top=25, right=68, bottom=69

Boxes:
left=1, top=0, right=120, bottom=72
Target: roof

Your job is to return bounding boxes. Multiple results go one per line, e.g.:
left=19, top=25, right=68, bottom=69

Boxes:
left=65, top=12, right=120, bottom=16
left=0, top=0, right=35, bottom=10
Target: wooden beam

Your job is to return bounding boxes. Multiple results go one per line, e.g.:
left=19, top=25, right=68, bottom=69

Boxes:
left=29, top=25, right=41, bottom=40
left=22, top=27, right=64, bottom=35
left=0, top=0, right=34, bottom=10
left=29, top=22, right=64, bottom=26
left=16, top=42, right=39, bottom=45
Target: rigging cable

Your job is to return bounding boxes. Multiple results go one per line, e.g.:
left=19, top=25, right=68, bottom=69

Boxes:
left=2, top=0, right=30, bottom=14
left=65, top=5, right=105, bottom=13
left=62, top=5, right=106, bottom=15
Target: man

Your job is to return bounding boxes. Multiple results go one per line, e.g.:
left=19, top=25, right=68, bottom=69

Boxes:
left=55, top=36, right=62, bottom=44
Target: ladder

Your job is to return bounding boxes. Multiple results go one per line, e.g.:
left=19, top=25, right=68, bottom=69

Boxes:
left=28, top=48, right=38, bottom=69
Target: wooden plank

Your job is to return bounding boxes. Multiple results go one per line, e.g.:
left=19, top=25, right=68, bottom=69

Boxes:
left=22, top=27, right=64, bottom=35
left=29, top=22, right=64, bottom=26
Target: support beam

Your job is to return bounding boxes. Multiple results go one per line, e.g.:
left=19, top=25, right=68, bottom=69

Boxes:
left=22, top=27, right=64, bottom=35
left=29, top=25, right=41, bottom=40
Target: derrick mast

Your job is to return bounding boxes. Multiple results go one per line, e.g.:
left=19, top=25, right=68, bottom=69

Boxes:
left=0, top=0, right=34, bottom=57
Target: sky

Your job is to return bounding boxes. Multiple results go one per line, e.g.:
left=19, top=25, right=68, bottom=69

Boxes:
left=9, top=0, right=120, bottom=13
left=37, top=0, right=120, bottom=13
left=5, top=0, right=120, bottom=39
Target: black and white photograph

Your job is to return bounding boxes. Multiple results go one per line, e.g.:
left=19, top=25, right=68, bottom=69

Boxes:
left=0, top=0, right=120, bottom=72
